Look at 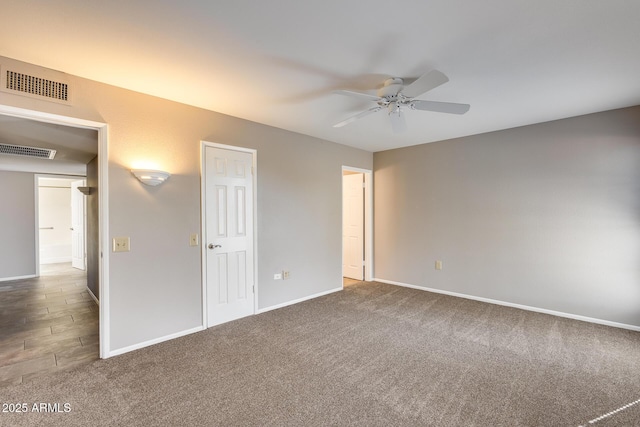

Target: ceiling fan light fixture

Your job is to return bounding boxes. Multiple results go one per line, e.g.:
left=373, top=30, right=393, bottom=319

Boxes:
left=387, top=102, right=400, bottom=114
left=333, top=69, right=470, bottom=133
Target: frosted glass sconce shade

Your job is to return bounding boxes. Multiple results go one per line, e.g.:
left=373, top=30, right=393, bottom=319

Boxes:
left=131, top=169, right=171, bottom=186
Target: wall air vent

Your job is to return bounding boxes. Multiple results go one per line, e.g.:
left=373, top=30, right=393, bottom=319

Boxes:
left=0, top=143, right=56, bottom=159
left=0, top=64, right=71, bottom=105
left=5, top=70, right=68, bottom=101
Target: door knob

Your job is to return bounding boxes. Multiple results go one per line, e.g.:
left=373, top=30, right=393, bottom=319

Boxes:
left=208, top=244, right=222, bottom=250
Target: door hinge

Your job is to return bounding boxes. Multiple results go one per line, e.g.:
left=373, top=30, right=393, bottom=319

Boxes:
left=252, top=285, right=255, bottom=293
left=362, top=182, right=366, bottom=188
left=251, top=166, right=255, bottom=175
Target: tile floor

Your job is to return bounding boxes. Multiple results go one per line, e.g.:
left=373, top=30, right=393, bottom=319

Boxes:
left=343, top=277, right=364, bottom=287
left=0, top=263, right=99, bottom=387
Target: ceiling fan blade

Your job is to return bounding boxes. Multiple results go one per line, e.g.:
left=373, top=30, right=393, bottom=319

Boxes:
left=333, top=90, right=382, bottom=103
left=401, top=70, right=449, bottom=99
left=411, top=100, right=470, bottom=115
left=388, top=110, right=407, bottom=134
left=333, top=106, right=383, bottom=128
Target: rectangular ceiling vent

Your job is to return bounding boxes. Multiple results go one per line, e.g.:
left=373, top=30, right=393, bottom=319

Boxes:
left=0, top=64, right=71, bottom=105
left=0, top=143, right=57, bottom=160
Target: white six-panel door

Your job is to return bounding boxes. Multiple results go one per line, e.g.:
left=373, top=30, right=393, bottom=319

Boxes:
left=343, top=173, right=364, bottom=280
left=204, top=146, right=255, bottom=327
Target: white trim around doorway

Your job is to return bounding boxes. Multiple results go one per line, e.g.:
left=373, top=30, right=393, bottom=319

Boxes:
left=342, top=166, right=373, bottom=283
left=0, top=104, right=110, bottom=359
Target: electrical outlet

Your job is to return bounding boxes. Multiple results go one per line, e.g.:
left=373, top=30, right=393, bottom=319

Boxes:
left=282, top=270, right=290, bottom=280
left=113, top=237, right=130, bottom=252
left=189, top=233, right=199, bottom=246
left=435, top=260, right=443, bottom=270
left=274, top=273, right=282, bottom=280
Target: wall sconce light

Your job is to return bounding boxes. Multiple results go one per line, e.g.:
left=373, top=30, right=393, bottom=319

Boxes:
left=131, top=169, right=171, bottom=186
left=77, top=186, right=92, bottom=195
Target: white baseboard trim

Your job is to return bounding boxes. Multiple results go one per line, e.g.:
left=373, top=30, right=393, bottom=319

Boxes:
left=0, top=274, right=36, bottom=282
left=374, top=278, right=640, bottom=332
left=86, top=287, right=99, bottom=306
left=257, top=286, right=342, bottom=314
left=106, top=325, right=205, bottom=358
left=106, top=287, right=343, bottom=358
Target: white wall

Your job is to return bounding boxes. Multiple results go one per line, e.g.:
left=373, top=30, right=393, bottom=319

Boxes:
left=0, top=56, right=373, bottom=353
left=0, top=171, right=36, bottom=280
left=374, top=106, right=640, bottom=328
left=38, top=178, right=73, bottom=264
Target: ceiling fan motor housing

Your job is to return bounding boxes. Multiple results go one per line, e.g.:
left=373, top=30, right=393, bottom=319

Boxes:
left=377, top=78, right=403, bottom=98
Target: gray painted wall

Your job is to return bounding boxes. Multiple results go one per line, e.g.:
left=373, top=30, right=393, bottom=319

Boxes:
left=374, top=106, right=640, bottom=327
left=0, top=56, right=373, bottom=352
left=86, top=156, right=99, bottom=299
left=0, top=171, right=36, bottom=279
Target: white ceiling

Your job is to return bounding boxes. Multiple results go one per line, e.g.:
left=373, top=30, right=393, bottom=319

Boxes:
left=1, top=1, right=639, bottom=152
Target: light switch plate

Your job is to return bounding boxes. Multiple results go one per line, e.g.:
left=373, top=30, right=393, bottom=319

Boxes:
left=435, top=260, right=443, bottom=270
left=190, top=233, right=199, bottom=246
left=113, top=237, right=130, bottom=252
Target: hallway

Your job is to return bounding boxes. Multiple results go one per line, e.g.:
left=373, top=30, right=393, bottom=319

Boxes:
left=0, top=263, right=98, bottom=386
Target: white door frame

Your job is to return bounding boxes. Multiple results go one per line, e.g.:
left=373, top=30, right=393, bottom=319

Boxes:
left=0, top=104, right=110, bottom=359
left=200, top=141, right=258, bottom=328
left=342, top=166, right=373, bottom=283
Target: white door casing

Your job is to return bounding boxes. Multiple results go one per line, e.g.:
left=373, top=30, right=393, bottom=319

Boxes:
left=204, top=145, right=255, bottom=327
left=343, top=173, right=364, bottom=280
left=71, top=180, right=86, bottom=270
left=2, top=105, right=109, bottom=359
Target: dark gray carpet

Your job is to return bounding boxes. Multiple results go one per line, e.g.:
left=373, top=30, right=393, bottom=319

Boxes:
left=1, top=281, right=639, bottom=426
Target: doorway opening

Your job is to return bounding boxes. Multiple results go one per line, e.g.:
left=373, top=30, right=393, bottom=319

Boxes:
left=0, top=104, right=109, bottom=361
left=36, top=176, right=87, bottom=271
left=342, top=166, right=373, bottom=287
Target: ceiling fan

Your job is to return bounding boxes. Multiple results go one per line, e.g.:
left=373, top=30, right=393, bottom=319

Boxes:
left=333, top=69, right=470, bottom=133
